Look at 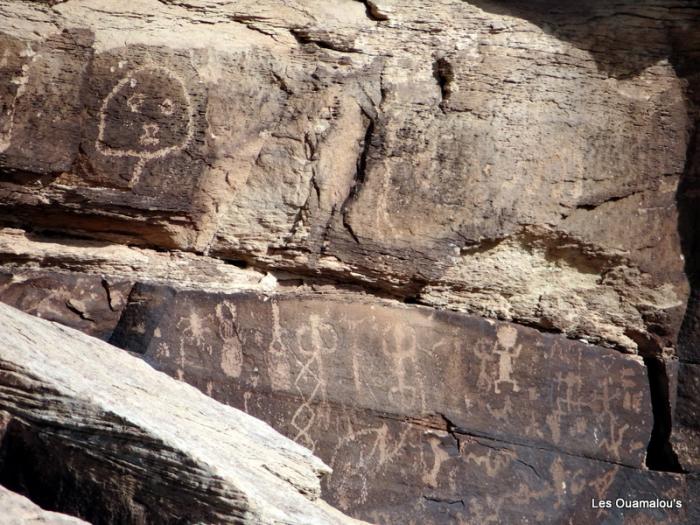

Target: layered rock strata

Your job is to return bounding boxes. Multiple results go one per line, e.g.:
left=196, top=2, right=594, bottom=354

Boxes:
left=0, top=0, right=698, bottom=523
left=0, top=302, right=365, bottom=525
left=0, top=0, right=697, bottom=353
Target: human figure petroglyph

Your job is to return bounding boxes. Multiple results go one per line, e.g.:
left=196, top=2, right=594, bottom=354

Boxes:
left=494, top=325, right=522, bottom=394
left=289, top=314, right=338, bottom=451
left=177, top=310, right=212, bottom=348
left=215, top=301, right=243, bottom=378
left=96, top=65, right=194, bottom=187
left=266, top=302, right=291, bottom=391
left=383, top=324, right=425, bottom=411
left=472, top=339, right=496, bottom=392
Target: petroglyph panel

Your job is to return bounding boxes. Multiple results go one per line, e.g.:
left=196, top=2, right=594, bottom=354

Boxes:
left=108, top=286, right=675, bottom=523
left=111, top=285, right=652, bottom=470
left=317, top=412, right=686, bottom=524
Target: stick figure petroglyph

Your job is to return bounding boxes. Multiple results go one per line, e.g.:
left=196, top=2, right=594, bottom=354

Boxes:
left=96, top=65, right=194, bottom=187
left=289, top=314, right=339, bottom=452
left=266, top=302, right=291, bottom=391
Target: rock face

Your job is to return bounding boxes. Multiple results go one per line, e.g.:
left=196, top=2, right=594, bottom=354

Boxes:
left=0, top=0, right=697, bottom=353
left=107, top=285, right=689, bottom=523
left=0, top=302, right=365, bottom=525
left=0, top=0, right=698, bottom=523
left=0, top=485, right=89, bottom=525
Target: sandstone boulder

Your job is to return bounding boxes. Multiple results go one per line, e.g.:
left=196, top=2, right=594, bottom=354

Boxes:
left=0, top=485, right=89, bottom=525
left=0, top=302, right=365, bottom=525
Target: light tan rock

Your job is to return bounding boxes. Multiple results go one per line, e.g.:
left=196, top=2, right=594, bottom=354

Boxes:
left=0, top=486, right=88, bottom=525
left=0, top=301, right=367, bottom=525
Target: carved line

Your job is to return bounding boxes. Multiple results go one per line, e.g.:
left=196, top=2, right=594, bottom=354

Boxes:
left=96, top=65, right=195, bottom=186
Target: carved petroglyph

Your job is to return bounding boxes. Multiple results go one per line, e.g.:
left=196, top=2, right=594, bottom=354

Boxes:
left=266, top=301, right=291, bottom=391
left=472, top=339, right=496, bottom=393
left=549, top=458, right=586, bottom=509
left=462, top=444, right=515, bottom=478
left=0, top=43, right=34, bottom=152
left=289, top=314, right=339, bottom=451
left=421, top=432, right=451, bottom=488
left=590, top=468, right=619, bottom=518
left=494, top=325, right=522, bottom=394
left=216, top=301, right=243, bottom=378
left=96, top=66, right=194, bottom=187
left=329, top=421, right=410, bottom=510
left=383, top=324, right=425, bottom=411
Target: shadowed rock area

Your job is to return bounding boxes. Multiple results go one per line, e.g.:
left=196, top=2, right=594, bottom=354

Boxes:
left=0, top=485, right=89, bottom=525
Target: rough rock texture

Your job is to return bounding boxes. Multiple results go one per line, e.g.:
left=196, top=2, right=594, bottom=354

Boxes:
left=0, top=485, right=89, bottom=525
left=106, top=284, right=689, bottom=523
left=0, top=0, right=697, bottom=354
left=0, top=302, right=366, bottom=525
left=0, top=0, right=698, bottom=523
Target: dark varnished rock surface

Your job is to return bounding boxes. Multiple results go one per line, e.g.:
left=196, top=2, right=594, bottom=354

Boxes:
left=108, top=284, right=683, bottom=524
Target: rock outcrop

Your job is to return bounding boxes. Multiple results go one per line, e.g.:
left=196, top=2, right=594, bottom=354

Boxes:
left=0, top=0, right=698, bottom=523
left=0, top=302, right=365, bottom=525
left=0, top=485, right=89, bottom=525
left=0, top=0, right=697, bottom=353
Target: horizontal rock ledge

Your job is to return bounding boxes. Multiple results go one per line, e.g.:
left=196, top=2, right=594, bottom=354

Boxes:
left=111, top=283, right=654, bottom=468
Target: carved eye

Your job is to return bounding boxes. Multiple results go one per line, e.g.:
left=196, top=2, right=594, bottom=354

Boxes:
left=127, top=93, right=145, bottom=113
left=160, top=98, right=174, bottom=116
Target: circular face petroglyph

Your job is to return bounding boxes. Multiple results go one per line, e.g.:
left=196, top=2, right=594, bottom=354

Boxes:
left=96, top=66, right=194, bottom=186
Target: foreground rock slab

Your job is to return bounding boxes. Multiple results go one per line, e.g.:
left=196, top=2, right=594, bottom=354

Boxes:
left=110, top=285, right=690, bottom=524
left=0, top=302, right=364, bottom=525
left=0, top=485, right=88, bottom=525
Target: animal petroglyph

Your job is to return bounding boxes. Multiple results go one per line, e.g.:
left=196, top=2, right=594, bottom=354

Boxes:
left=96, top=65, right=194, bottom=187
left=463, top=444, right=516, bottom=478
left=329, top=421, right=410, bottom=509
left=421, top=432, right=451, bottom=488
